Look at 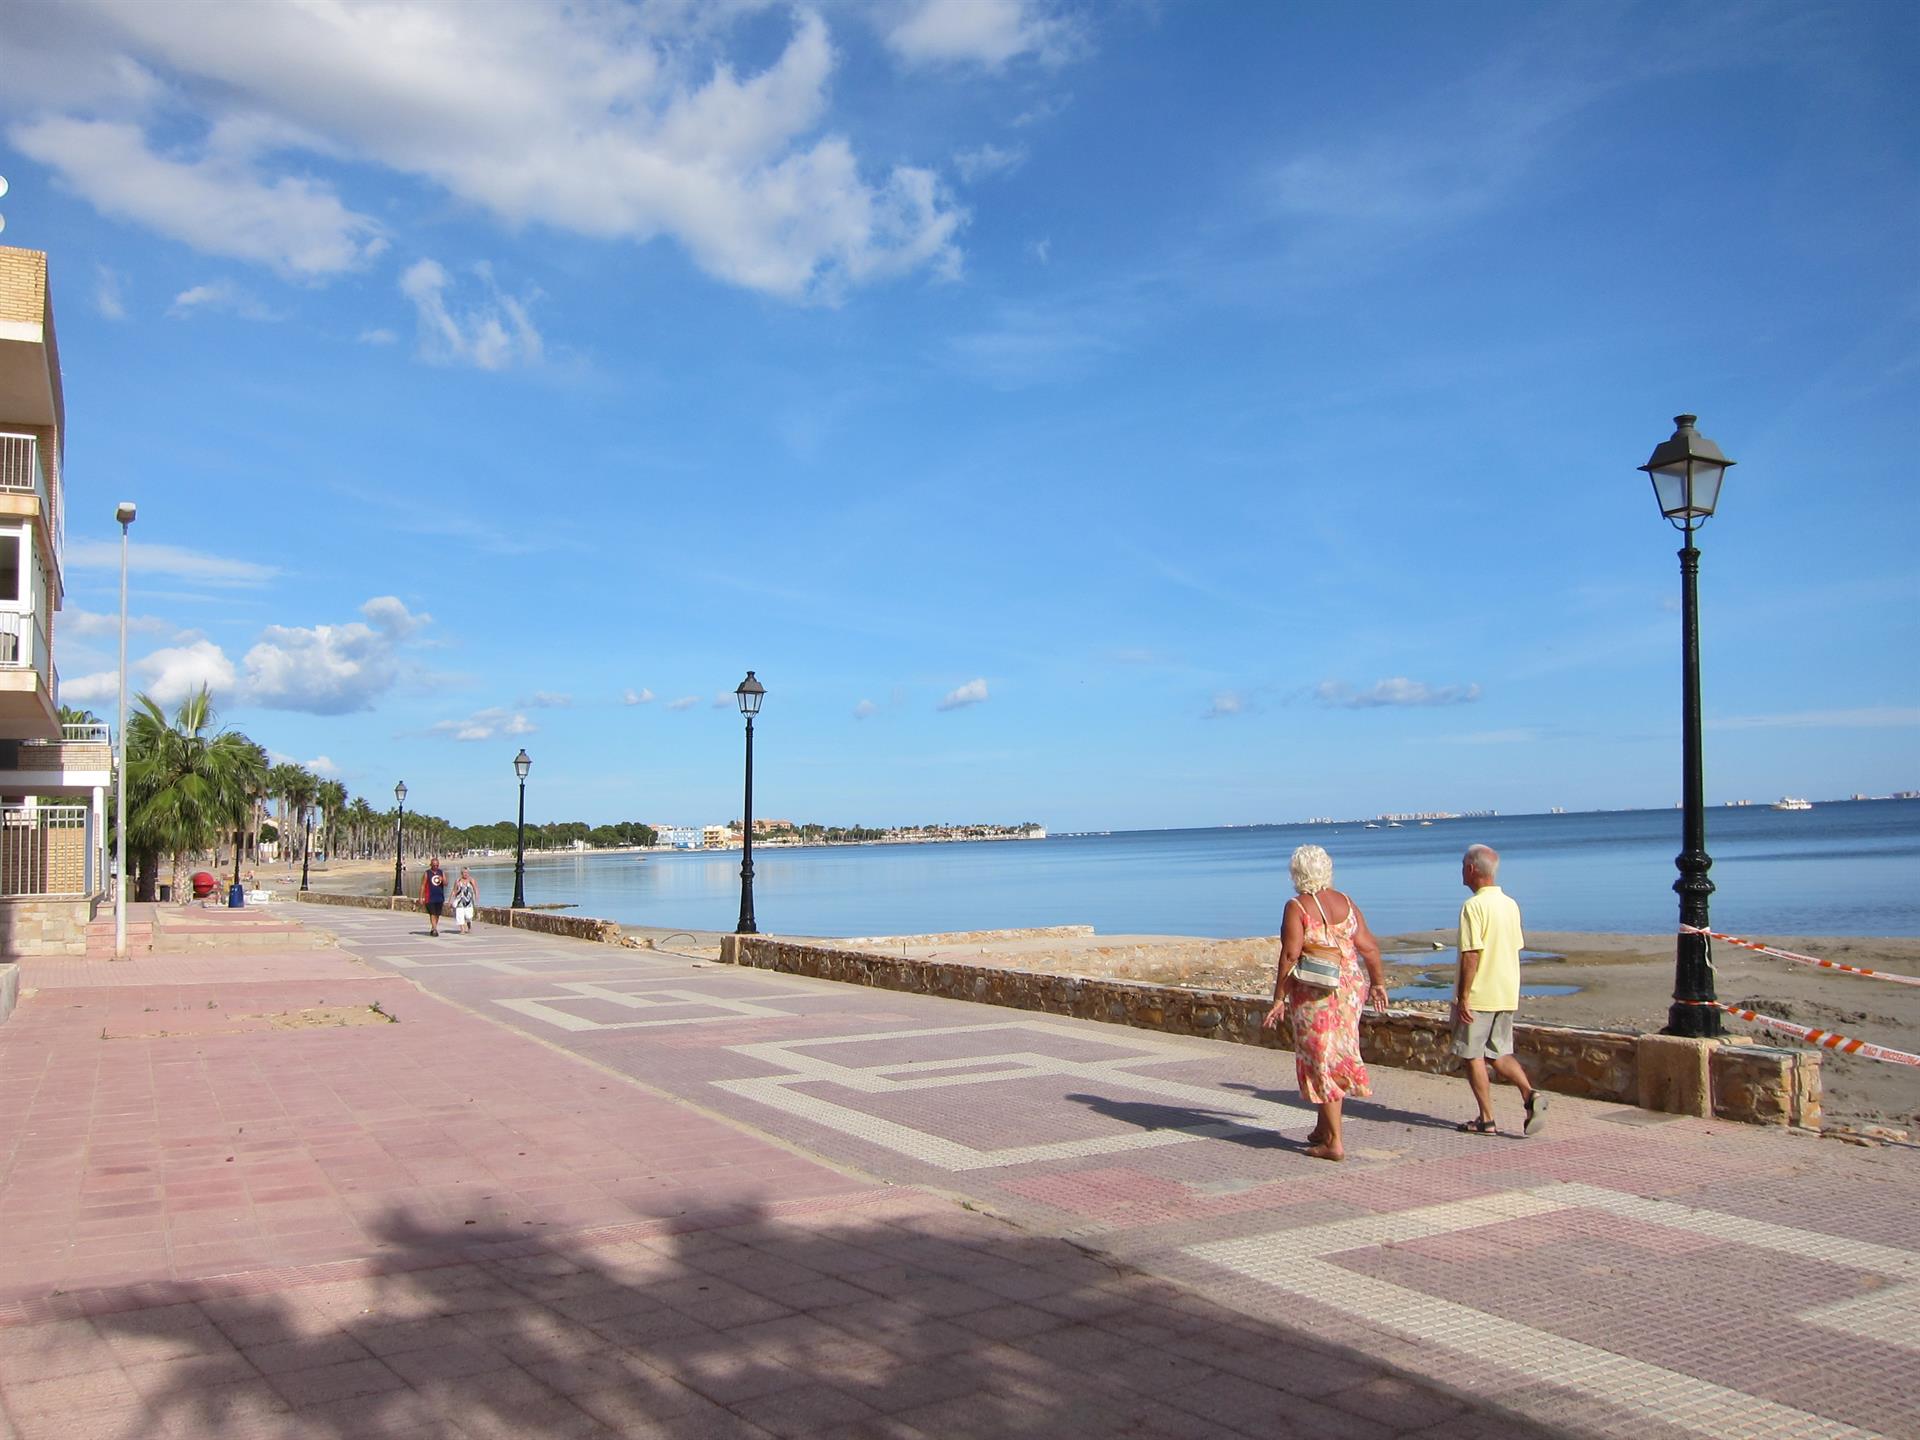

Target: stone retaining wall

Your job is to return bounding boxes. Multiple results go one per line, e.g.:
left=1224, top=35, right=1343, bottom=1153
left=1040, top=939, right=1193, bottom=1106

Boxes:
left=0, top=961, right=17, bottom=1024
left=0, top=895, right=96, bottom=957
left=721, top=935, right=1818, bottom=1128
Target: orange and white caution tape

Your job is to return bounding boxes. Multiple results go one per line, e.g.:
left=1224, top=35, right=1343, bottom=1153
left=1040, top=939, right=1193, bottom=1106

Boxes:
left=1680, top=925, right=1920, bottom=988
left=1707, top=1001, right=1920, bottom=1068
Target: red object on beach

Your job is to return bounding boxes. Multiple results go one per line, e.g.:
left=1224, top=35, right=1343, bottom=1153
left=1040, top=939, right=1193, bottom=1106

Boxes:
left=190, top=871, right=218, bottom=899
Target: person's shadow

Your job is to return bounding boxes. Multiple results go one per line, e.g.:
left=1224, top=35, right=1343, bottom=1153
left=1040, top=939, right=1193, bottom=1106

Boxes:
left=1063, top=1093, right=1301, bottom=1150
left=1218, top=1080, right=1461, bottom=1133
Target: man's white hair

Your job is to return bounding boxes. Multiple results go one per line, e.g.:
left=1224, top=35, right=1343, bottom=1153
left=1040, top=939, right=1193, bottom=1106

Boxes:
left=1291, top=843, right=1335, bottom=895
left=1464, top=844, right=1499, bottom=881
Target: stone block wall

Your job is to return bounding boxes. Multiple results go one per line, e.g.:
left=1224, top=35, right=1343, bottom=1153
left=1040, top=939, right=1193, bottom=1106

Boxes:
left=0, top=895, right=93, bottom=955
left=722, top=936, right=1814, bottom=1127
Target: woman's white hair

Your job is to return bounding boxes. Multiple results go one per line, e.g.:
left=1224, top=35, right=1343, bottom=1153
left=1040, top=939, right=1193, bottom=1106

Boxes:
left=1290, top=843, right=1334, bottom=895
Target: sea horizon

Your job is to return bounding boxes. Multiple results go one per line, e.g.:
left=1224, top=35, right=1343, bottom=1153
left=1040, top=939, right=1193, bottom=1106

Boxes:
left=434, top=799, right=1920, bottom=942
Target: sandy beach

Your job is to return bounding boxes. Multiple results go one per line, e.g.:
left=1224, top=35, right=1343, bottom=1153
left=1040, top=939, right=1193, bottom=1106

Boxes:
left=288, top=859, right=1917, bottom=1131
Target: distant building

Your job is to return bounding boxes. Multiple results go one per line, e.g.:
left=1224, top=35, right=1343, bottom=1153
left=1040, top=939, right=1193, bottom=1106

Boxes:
left=655, top=826, right=701, bottom=849
left=702, top=824, right=734, bottom=848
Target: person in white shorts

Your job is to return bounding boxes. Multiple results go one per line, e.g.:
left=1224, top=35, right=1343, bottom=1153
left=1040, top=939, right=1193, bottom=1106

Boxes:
left=453, top=867, right=479, bottom=934
left=1453, top=845, right=1547, bottom=1137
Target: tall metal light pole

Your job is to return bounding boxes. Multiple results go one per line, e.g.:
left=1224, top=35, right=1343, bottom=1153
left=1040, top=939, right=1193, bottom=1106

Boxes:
left=1640, top=414, right=1735, bottom=1039
left=392, top=780, right=408, bottom=897
left=734, top=672, right=765, bottom=934
left=113, top=502, right=135, bottom=959
left=300, top=801, right=312, bottom=892
left=511, top=748, right=531, bottom=909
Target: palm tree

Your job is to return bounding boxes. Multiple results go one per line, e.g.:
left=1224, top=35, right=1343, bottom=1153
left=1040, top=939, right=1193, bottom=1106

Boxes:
left=284, top=768, right=319, bottom=877
left=266, top=761, right=303, bottom=861
left=122, top=686, right=266, bottom=901
left=316, top=779, right=347, bottom=863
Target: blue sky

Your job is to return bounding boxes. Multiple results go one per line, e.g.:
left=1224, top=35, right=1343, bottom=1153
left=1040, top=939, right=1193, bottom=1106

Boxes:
left=2, top=0, right=1914, bottom=831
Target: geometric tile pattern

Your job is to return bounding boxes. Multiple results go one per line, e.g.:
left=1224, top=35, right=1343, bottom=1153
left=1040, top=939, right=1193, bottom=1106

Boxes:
left=496, top=981, right=800, bottom=1033
left=1188, top=1182, right=1915, bottom=1440
left=714, top=1020, right=1300, bottom=1170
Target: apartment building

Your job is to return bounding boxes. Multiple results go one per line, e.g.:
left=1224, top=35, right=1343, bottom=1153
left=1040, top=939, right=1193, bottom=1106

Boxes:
left=1, top=245, right=111, bottom=956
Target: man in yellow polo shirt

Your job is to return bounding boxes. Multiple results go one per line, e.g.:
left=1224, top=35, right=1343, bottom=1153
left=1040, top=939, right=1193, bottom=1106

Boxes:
left=1453, top=845, right=1547, bottom=1137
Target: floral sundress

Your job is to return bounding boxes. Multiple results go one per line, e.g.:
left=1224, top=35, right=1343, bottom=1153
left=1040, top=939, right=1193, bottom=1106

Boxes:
left=1283, top=892, right=1372, bottom=1104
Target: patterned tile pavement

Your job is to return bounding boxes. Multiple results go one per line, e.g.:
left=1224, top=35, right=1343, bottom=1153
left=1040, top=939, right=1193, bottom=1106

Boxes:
left=0, top=902, right=1912, bottom=1438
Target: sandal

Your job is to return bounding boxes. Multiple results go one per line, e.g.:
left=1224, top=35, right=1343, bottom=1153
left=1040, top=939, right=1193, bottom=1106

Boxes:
left=1524, top=1092, right=1549, bottom=1137
left=1456, top=1117, right=1498, bottom=1135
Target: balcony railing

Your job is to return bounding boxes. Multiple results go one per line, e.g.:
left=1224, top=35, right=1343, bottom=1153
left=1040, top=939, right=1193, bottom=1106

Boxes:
left=0, top=802, right=95, bottom=897
left=0, top=609, right=51, bottom=683
left=61, top=721, right=110, bottom=743
left=0, top=431, right=59, bottom=571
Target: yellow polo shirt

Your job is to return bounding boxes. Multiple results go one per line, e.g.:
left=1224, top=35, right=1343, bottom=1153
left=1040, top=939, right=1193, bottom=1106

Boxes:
left=1459, top=884, right=1524, bottom=1013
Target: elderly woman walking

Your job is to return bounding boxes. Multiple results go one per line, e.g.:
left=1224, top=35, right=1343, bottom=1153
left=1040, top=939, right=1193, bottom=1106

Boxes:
left=1262, top=844, right=1389, bottom=1161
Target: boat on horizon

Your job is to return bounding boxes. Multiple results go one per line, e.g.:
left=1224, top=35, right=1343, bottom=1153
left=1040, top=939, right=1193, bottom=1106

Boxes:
left=1772, top=797, right=1813, bottom=811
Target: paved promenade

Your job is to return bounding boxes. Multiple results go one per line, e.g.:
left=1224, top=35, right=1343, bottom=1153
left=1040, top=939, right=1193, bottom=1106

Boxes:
left=1, top=905, right=1914, bottom=1438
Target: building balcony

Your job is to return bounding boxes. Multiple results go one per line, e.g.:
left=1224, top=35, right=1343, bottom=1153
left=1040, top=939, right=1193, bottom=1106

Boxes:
left=0, top=432, right=60, bottom=574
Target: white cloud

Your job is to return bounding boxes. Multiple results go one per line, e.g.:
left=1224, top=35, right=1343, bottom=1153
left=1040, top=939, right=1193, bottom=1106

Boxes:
left=357, top=326, right=397, bottom=345
left=240, top=596, right=431, bottom=714
left=6, top=4, right=964, bottom=302
left=711, top=690, right=736, bottom=709
left=430, top=707, right=536, bottom=742
left=937, top=677, right=989, bottom=711
left=1204, top=691, right=1247, bottom=719
left=400, top=259, right=543, bottom=370
left=1710, top=707, right=1920, bottom=731
left=665, top=695, right=700, bottom=712
left=9, top=115, right=386, bottom=278
left=136, top=638, right=239, bottom=707
left=65, top=538, right=278, bottom=587
left=854, top=698, right=878, bottom=719
left=886, top=0, right=1080, bottom=68
left=623, top=687, right=655, bottom=706
left=1315, top=678, right=1482, bottom=709
left=94, top=263, right=126, bottom=318
left=521, top=691, right=571, bottom=708
left=58, top=671, right=119, bottom=705
left=169, top=279, right=278, bottom=320
left=954, top=142, right=1026, bottom=182
left=61, top=607, right=176, bottom=639
left=1028, top=237, right=1051, bottom=264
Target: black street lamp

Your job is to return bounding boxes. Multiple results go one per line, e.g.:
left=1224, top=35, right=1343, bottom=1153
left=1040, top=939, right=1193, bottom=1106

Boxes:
left=300, top=802, right=312, bottom=892
left=512, top=748, right=531, bottom=909
left=734, top=671, right=765, bottom=934
left=392, top=780, right=408, bottom=897
left=1639, top=413, right=1735, bottom=1039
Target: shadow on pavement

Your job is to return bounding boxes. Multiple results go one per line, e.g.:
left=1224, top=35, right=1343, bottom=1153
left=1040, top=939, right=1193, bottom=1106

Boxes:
left=81, top=1197, right=1568, bottom=1439
left=1217, top=1080, right=1469, bottom=1134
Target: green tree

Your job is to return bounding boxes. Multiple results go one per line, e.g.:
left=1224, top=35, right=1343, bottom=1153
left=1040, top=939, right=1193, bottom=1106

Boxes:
left=316, top=779, right=347, bottom=860
left=122, top=687, right=266, bottom=901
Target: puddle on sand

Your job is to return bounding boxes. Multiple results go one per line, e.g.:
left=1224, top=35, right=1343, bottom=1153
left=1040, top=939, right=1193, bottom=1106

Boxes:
left=1383, top=949, right=1565, bottom=965
left=1389, top=982, right=1583, bottom=1002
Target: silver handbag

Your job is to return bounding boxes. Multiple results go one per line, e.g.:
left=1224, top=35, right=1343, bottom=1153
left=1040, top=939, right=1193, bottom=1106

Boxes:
left=1291, top=944, right=1343, bottom=989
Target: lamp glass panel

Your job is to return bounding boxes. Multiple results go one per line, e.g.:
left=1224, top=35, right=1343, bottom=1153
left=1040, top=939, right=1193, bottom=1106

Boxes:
left=737, top=686, right=764, bottom=716
left=1687, top=461, right=1726, bottom=516
left=1650, top=464, right=1690, bottom=518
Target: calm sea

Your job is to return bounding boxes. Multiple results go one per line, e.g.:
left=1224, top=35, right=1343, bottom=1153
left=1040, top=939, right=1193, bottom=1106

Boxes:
left=459, top=801, right=1920, bottom=940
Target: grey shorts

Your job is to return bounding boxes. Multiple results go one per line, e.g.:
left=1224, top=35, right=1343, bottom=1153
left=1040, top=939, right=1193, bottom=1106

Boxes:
left=1453, top=1010, right=1515, bottom=1060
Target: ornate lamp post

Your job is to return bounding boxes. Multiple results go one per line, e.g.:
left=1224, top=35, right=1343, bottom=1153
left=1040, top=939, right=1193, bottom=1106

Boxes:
left=300, top=800, right=312, bottom=892
left=391, top=780, right=408, bottom=897
left=1639, top=414, right=1735, bottom=1039
left=734, top=671, right=764, bottom=934
left=512, top=748, right=531, bottom=909
left=113, top=501, right=135, bottom=958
